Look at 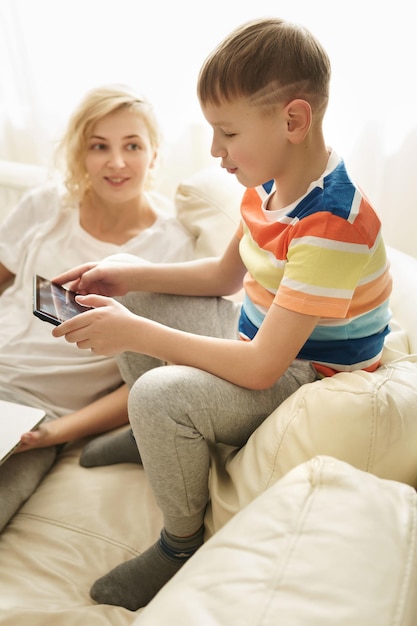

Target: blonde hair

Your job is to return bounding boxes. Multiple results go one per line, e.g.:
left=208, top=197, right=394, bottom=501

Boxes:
left=197, top=18, right=331, bottom=119
left=56, top=84, right=161, bottom=204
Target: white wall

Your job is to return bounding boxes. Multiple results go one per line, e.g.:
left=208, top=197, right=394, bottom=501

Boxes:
left=1, top=0, right=416, bottom=257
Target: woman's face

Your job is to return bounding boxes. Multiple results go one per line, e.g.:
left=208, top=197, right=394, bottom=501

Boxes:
left=84, top=108, right=157, bottom=204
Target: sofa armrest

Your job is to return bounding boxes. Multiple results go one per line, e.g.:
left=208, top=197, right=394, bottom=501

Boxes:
left=137, top=456, right=417, bottom=626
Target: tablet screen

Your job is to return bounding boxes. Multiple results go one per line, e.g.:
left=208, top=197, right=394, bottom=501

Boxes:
left=33, top=275, right=91, bottom=325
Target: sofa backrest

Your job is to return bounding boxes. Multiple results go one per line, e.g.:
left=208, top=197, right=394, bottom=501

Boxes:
left=1, top=160, right=415, bottom=354
left=0, top=159, right=48, bottom=222
left=385, top=246, right=417, bottom=354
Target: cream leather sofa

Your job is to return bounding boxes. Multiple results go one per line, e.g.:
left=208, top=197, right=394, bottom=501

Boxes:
left=0, top=162, right=417, bottom=625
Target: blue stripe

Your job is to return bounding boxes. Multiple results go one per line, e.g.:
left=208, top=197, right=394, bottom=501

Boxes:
left=287, top=161, right=356, bottom=221
left=298, top=325, right=390, bottom=366
left=238, top=306, right=259, bottom=340
left=242, top=294, right=266, bottom=329
left=310, top=302, right=391, bottom=341
left=262, top=180, right=274, bottom=194
left=239, top=303, right=391, bottom=368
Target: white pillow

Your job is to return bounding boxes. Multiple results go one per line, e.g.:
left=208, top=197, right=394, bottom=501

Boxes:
left=137, top=456, right=417, bottom=626
left=175, top=166, right=243, bottom=258
left=206, top=358, right=417, bottom=534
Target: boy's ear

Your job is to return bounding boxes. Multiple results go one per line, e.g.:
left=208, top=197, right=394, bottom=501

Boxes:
left=284, top=99, right=312, bottom=144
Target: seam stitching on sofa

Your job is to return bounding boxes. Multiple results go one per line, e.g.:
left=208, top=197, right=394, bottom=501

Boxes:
left=17, top=513, right=141, bottom=555
left=365, top=382, right=378, bottom=472
left=258, top=472, right=319, bottom=623
left=367, top=367, right=397, bottom=473
left=391, top=489, right=417, bottom=625
left=265, top=383, right=312, bottom=490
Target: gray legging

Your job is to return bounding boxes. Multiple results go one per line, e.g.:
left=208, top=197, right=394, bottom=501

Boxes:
left=0, top=384, right=57, bottom=533
left=116, top=292, right=319, bottom=537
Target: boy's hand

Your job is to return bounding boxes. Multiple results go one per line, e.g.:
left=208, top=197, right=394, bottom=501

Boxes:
left=52, top=261, right=135, bottom=297
left=52, top=294, right=137, bottom=356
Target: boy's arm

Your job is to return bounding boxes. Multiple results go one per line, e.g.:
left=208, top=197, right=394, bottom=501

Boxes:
left=53, top=295, right=319, bottom=391
left=52, top=236, right=319, bottom=391
left=112, top=303, right=319, bottom=390
left=53, top=235, right=246, bottom=299
left=16, top=384, right=129, bottom=452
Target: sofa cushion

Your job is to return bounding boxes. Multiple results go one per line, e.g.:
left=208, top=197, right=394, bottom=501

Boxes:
left=0, top=436, right=159, bottom=624
left=137, top=456, right=417, bottom=626
left=206, top=358, right=417, bottom=533
left=175, top=165, right=243, bottom=258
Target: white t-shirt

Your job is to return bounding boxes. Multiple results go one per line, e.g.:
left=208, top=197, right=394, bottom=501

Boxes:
left=0, top=183, right=195, bottom=418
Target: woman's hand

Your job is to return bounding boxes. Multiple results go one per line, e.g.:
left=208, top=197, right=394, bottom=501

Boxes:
left=52, top=294, right=140, bottom=356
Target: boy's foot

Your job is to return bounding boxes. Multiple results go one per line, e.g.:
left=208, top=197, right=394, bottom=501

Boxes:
left=80, top=428, right=141, bottom=467
left=90, top=527, right=204, bottom=610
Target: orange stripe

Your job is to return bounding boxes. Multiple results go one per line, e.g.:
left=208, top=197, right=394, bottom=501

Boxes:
left=275, top=285, right=349, bottom=316
left=350, top=197, right=382, bottom=245
left=243, top=275, right=274, bottom=309
left=314, top=360, right=381, bottom=377
left=346, top=270, right=392, bottom=317
left=240, top=190, right=383, bottom=254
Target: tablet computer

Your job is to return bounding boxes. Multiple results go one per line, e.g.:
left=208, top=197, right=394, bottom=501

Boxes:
left=0, top=401, right=45, bottom=465
left=33, top=275, right=92, bottom=326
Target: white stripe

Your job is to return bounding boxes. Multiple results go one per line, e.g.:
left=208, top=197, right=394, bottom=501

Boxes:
left=256, top=184, right=273, bottom=203
left=281, top=277, right=352, bottom=299
left=357, top=262, right=389, bottom=286
left=347, top=189, right=362, bottom=223
left=290, top=235, right=370, bottom=254
left=315, top=351, right=383, bottom=372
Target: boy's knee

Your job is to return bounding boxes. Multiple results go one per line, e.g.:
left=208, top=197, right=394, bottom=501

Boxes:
left=128, top=365, right=209, bottom=429
left=129, top=365, right=192, bottom=407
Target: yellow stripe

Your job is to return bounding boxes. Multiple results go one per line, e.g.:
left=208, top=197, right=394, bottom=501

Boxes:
left=287, top=243, right=373, bottom=290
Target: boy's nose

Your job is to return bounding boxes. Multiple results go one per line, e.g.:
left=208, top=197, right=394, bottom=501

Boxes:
left=211, top=139, right=226, bottom=159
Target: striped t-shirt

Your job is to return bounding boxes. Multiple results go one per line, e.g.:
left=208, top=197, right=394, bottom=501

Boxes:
left=237, top=151, right=392, bottom=375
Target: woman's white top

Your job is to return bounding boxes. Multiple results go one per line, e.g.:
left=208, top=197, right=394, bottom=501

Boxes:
left=0, top=183, right=195, bottom=418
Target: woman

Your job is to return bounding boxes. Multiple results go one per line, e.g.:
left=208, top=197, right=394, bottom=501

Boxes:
left=0, top=83, right=194, bottom=532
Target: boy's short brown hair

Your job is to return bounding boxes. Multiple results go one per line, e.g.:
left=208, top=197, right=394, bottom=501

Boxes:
left=197, top=18, right=331, bottom=118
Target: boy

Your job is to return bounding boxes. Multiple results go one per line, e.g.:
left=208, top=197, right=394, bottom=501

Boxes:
left=53, top=18, right=392, bottom=610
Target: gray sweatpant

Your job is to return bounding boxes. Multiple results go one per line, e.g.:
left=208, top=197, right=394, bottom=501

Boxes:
left=116, top=292, right=319, bottom=537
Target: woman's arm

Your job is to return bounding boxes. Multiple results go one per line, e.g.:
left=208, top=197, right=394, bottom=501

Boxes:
left=0, top=262, right=15, bottom=293
left=16, top=384, right=129, bottom=452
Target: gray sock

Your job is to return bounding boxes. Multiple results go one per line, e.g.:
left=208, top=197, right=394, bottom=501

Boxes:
left=90, top=526, right=204, bottom=610
left=80, top=428, right=141, bottom=467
